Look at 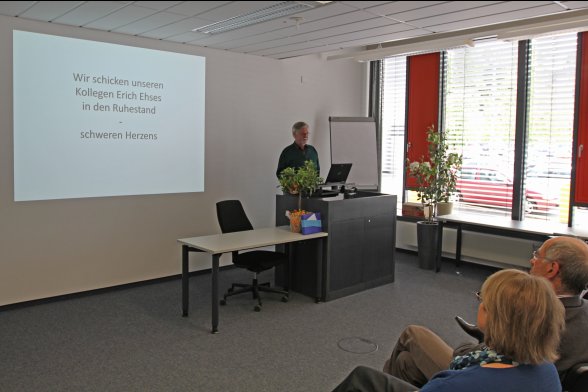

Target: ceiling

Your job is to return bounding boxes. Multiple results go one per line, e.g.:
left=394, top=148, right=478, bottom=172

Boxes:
left=2, top=1, right=588, bottom=60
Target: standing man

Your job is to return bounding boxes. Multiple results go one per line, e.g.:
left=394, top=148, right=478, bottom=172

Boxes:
left=276, top=121, right=320, bottom=178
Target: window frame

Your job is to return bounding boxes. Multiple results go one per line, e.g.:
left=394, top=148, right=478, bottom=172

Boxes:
left=374, top=33, right=583, bottom=226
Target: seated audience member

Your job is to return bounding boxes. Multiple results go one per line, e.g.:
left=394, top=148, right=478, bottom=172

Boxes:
left=383, top=236, right=588, bottom=386
left=332, top=269, right=565, bottom=392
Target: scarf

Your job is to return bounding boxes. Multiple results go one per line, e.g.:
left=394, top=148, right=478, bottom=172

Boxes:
left=449, top=347, right=519, bottom=370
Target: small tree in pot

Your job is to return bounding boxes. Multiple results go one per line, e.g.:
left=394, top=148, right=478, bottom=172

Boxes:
left=278, top=160, right=323, bottom=211
left=278, top=161, right=323, bottom=232
left=406, top=125, right=462, bottom=270
left=406, top=125, right=462, bottom=223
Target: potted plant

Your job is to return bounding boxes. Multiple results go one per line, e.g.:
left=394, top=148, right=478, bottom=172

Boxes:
left=278, top=160, right=323, bottom=232
left=406, top=125, right=462, bottom=269
left=406, top=125, right=462, bottom=221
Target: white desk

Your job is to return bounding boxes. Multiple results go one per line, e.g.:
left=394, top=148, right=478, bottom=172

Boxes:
left=436, top=213, right=588, bottom=271
left=178, top=226, right=328, bottom=333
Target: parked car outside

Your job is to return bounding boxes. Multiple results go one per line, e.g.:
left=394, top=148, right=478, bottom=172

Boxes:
left=526, top=162, right=571, bottom=179
left=456, top=167, right=558, bottom=214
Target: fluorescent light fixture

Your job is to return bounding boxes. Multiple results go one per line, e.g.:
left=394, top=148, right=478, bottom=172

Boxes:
left=327, top=36, right=475, bottom=62
left=497, top=13, right=588, bottom=41
left=193, top=1, right=316, bottom=35
left=325, top=9, right=588, bottom=63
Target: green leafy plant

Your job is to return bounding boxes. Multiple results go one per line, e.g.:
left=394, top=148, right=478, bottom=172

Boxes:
left=278, top=160, right=323, bottom=211
left=406, top=125, right=463, bottom=222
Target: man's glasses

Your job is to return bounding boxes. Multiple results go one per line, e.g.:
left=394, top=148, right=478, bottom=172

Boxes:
left=532, top=250, right=553, bottom=262
left=474, top=291, right=482, bottom=302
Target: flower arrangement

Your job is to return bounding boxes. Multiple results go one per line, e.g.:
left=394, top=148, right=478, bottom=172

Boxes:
left=286, top=209, right=307, bottom=233
left=406, top=125, right=462, bottom=222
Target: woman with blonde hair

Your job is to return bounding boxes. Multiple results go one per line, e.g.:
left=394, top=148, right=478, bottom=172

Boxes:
left=332, top=268, right=566, bottom=392
left=418, top=268, right=565, bottom=391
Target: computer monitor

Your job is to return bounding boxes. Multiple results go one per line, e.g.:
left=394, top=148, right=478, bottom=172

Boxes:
left=324, top=163, right=352, bottom=184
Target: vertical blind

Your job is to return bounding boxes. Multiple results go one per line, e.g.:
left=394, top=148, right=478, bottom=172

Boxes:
left=443, top=40, right=519, bottom=216
left=525, top=32, right=576, bottom=221
left=380, top=56, right=407, bottom=200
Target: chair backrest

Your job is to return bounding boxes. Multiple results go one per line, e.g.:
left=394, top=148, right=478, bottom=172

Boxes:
left=562, top=363, right=588, bottom=392
left=216, top=200, right=254, bottom=234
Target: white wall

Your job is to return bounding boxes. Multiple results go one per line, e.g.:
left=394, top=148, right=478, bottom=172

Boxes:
left=0, top=15, right=367, bottom=305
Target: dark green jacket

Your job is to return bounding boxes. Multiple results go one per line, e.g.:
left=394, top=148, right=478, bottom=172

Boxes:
left=276, top=142, right=320, bottom=178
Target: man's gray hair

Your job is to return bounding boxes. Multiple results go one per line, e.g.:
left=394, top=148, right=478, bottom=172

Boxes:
left=292, top=121, right=308, bottom=135
left=545, top=237, right=588, bottom=294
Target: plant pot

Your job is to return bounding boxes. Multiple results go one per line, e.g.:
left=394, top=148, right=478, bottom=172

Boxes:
left=437, top=202, right=453, bottom=216
left=290, top=213, right=302, bottom=233
left=422, top=202, right=453, bottom=219
left=417, top=221, right=440, bottom=270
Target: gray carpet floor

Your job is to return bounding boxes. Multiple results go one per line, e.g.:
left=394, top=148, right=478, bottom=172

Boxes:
left=0, top=252, right=498, bottom=392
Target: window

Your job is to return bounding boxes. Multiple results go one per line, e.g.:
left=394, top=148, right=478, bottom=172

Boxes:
left=377, top=33, right=580, bottom=225
left=380, top=56, right=407, bottom=206
left=444, top=40, right=519, bottom=217
left=524, top=33, right=577, bottom=221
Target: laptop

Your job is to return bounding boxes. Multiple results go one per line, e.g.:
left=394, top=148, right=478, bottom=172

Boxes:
left=324, top=163, right=352, bottom=185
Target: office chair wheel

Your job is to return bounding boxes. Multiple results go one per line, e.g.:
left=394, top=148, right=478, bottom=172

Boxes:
left=220, top=299, right=227, bottom=306
left=281, top=296, right=289, bottom=303
left=254, top=305, right=262, bottom=312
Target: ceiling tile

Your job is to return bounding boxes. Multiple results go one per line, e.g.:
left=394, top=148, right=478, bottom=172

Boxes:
left=231, top=16, right=396, bottom=52
left=1, top=1, right=587, bottom=60
left=165, top=1, right=229, bottom=17
left=561, top=1, right=588, bottom=10
left=19, top=2, right=83, bottom=20
left=111, top=11, right=185, bottom=35
left=187, top=3, right=359, bottom=47
left=277, top=10, right=380, bottom=36
left=263, top=28, right=431, bottom=59
left=53, top=1, right=125, bottom=26
left=252, top=23, right=416, bottom=56
left=165, top=31, right=209, bottom=43
left=340, top=1, right=395, bottom=9
left=85, top=5, right=157, bottom=30
left=363, top=1, right=448, bottom=16
left=219, top=11, right=381, bottom=50
left=389, top=1, right=504, bottom=23
left=0, top=1, right=36, bottom=16
left=140, top=17, right=211, bottom=39
left=132, top=1, right=182, bottom=11
left=195, top=1, right=282, bottom=22
left=415, top=4, right=565, bottom=31
left=267, top=28, right=432, bottom=59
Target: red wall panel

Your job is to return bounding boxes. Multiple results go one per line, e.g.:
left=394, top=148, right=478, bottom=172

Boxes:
left=575, top=33, right=588, bottom=204
left=405, top=53, right=441, bottom=188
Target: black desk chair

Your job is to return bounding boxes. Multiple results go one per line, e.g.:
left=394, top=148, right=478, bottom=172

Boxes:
left=216, top=200, right=289, bottom=312
left=562, top=363, right=588, bottom=392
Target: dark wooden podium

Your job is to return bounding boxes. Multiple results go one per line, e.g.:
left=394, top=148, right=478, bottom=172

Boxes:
left=276, top=192, right=397, bottom=301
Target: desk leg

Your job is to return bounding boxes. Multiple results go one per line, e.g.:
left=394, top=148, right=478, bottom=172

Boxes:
left=182, top=245, right=189, bottom=317
left=316, top=238, right=325, bottom=303
left=211, top=253, right=220, bottom=334
left=285, top=243, right=292, bottom=293
left=436, top=221, right=444, bottom=273
left=456, top=224, right=463, bottom=268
